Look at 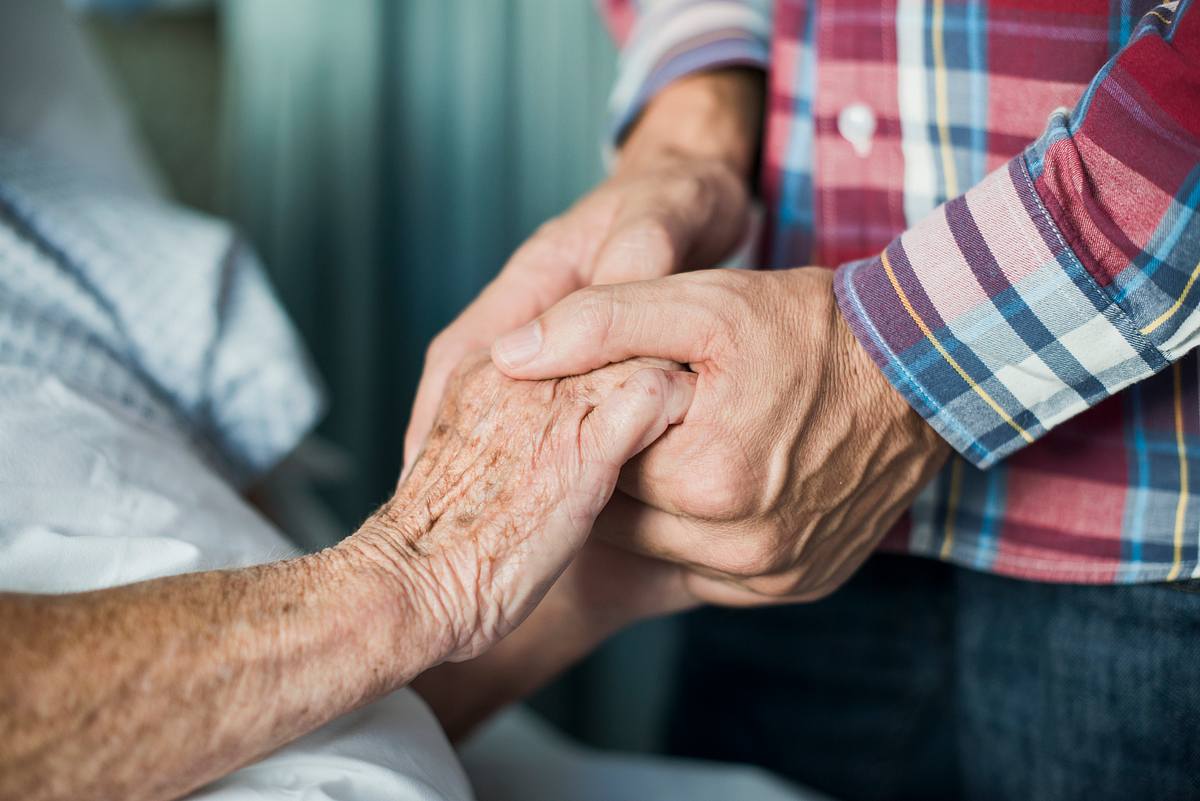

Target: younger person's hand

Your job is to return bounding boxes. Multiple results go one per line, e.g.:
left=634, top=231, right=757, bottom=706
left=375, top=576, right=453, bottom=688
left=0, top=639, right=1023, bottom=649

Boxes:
left=403, top=70, right=763, bottom=476
left=369, top=352, right=694, bottom=662
left=491, top=268, right=949, bottom=605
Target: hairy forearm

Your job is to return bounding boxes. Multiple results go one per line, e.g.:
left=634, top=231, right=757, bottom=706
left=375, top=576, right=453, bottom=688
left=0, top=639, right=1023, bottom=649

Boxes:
left=619, top=68, right=766, bottom=181
left=0, top=534, right=436, bottom=801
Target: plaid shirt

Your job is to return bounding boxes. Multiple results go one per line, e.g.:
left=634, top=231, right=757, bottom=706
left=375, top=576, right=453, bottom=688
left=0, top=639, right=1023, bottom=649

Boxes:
left=600, top=0, right=1200, bottom=583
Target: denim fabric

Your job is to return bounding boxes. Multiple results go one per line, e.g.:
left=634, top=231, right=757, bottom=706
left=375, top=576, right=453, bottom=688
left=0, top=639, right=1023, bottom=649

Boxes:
left=666, top=554, right=1200, bottom=801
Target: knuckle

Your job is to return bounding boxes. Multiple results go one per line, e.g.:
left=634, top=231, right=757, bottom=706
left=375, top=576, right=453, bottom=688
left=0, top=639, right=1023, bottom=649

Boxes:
left=625, top=368, right=668, bottom=401
left=667, top=170, right=720, bottom=221
left=707, top=306, right=739, bottom=351
left=573, top=286, right=618, bottom=342
left=603, top=219, right=677, bottom=279
left=679, top=274, right=740, bottom=344
left=706, top=533, right=782, bottom=579
left=631, top=219, right=677, bottom=265
left=561, top=476, right=614, bottom=529
left=679, top=480, right=742, bottom=522
left=549, top=374, right=584, bottom=406
left=675, top=454, right=757, bottom=521
left=667, top=171, right=711, bottom=210
left=704, top=269, right=753, bottom=310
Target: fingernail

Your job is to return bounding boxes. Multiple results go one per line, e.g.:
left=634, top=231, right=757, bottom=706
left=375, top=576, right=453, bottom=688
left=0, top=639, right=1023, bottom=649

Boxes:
left=493, top=321, right=542, bottom=369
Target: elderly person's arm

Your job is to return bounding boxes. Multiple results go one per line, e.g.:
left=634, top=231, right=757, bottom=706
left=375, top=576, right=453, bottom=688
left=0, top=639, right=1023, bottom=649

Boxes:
left=413, top=539, right=696, bottom=741
left=0, top=354, right=693, bottom=801
left=402, top=63, right=765, bottom=473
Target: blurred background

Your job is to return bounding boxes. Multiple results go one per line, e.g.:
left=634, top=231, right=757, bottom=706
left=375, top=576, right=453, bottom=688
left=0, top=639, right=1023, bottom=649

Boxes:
left=78, top=0, right=681, bottom=754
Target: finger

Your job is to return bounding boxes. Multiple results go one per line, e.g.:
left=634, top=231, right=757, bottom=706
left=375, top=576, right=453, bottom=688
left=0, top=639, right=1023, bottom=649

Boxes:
left=570, top=355, right=684, bottom=407
left=582, top=369, right=695, bottom=467
left=594, top=494, right=804, bottom=607
left=594, top=494, right=808, bottom=604
left=491, top=276, right=721, bottom=380
left=612, top=415, right=720, bottom=517
left=592, top=490, right=718, bottom=569
left=587, top=199, right=687, bottom=286
left=403, top=262, right=582, bottom=476
left=571, top=369, right=696, bottom=521
left=592, top=495, right=761, bottom=606
left=589, top=175, right=747, bottom=285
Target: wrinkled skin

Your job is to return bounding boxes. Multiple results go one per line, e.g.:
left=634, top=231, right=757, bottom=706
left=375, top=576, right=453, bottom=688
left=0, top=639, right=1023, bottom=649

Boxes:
left=402, top=68, right=765, bottom=480
left=0, top=351, right=692, bottom=801
left=400, top=153, right=749, bottom=480
left=365, top=352, right=695, bottom=662
left=493, top=267, right=951, bottom=605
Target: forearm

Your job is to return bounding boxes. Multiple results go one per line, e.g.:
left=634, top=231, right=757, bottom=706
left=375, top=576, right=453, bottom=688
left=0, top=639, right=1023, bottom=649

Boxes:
left=413, top=542, right=694, bottom=741
left=0, top=349, right=691, bottom=800
left=618, top=68, right=765, bottom=182
left=412, top=571, right=624, bottom=741
left=0, top=532, right=436, bottom=801
left=836, top=5, right=1199, bottom=468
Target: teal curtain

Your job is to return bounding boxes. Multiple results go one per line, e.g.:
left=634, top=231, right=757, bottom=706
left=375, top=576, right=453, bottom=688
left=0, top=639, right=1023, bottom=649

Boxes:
left=219, top=0, right=615, bottom=522
left=217, top=0, right=678, bottom=751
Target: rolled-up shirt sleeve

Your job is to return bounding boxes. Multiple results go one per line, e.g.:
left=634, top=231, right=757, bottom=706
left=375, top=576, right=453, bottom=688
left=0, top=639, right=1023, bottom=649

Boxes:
left=598, top=0, right=772, bottom=144
left=834, top=1, right=1200, bottom=470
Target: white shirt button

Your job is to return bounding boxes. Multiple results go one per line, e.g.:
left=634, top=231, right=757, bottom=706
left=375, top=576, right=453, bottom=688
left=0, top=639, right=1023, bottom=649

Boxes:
left=838, top=102, right=876, bottom=157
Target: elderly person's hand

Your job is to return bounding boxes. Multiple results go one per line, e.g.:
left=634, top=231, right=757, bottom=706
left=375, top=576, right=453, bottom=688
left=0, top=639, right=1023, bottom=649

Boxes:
left=0, top=355, right=692, bottom=801
left=490, top=267, right=950, bottom=605
left=365, top=353, right=695, bottom=662
left=402, top=70, right=763, bottom=475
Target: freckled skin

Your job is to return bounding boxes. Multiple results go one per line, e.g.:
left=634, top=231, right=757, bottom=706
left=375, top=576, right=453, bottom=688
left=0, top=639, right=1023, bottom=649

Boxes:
left=0, top=352, right=687, bottom=801
left=380, top=353, right=681, bottom=660
left=497, top=267, right=950, bottom=605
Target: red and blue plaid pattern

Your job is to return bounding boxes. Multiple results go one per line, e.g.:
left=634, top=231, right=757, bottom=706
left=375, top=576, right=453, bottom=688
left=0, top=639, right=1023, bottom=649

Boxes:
left=601, top=0, right=1200, bottom=582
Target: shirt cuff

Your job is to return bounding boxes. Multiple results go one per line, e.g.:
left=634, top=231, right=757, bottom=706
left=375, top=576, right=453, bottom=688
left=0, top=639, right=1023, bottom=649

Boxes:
left=833, top=157, right=1168, bottom=469
left=607, top=0, right=770, bottom=146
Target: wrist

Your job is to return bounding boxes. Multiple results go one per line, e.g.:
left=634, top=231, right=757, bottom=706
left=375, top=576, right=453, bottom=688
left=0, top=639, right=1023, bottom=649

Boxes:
left=619, top=68, right=764, bottom=183
left=334, top=511, right=460, bottom=676
left=823, top=270, right=950, bottom=463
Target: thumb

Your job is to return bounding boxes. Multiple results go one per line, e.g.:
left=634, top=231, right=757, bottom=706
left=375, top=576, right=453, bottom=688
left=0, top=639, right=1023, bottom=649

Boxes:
left=588, top=170, right=749, bottom=286
left=587, top=203, right=686, bottom=287
left=491, top=278, right=718, bottom=380
left=567, top=368, right=696, bottom=523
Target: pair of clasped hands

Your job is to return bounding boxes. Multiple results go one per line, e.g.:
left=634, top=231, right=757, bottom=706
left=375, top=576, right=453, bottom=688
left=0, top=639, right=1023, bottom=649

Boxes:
left=394, top=72, right=948, bottom=694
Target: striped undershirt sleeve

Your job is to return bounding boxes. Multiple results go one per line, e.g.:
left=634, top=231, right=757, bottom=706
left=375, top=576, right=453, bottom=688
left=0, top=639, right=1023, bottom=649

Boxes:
left=597, top=0, right=772, bottom=144
left=835, top=0, right=1200, bottom=469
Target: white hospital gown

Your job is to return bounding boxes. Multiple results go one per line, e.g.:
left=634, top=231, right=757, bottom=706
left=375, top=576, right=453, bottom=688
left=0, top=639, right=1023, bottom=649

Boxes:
left=0, top=7, right=821, bottom=800
left=0, top=143, right=474, bottom=801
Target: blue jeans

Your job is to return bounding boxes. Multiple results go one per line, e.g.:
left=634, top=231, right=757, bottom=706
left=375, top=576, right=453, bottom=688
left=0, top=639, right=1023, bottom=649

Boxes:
left=666, top=554, right=1200, bottom=801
